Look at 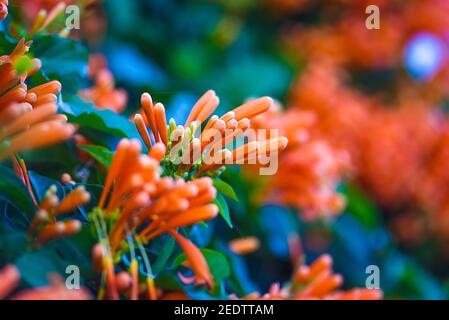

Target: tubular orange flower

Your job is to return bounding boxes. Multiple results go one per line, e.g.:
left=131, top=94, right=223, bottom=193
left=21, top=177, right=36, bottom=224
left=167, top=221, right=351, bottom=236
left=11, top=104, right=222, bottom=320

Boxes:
left=134, top=91, right=287, bottom=179
left=79, top=64, right=128, bottom=113
left=169, top=230, right=214, bottom=288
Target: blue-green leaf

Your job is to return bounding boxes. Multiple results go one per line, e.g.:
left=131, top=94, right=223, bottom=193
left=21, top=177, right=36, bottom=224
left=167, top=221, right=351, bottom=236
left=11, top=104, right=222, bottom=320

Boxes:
left=152, top=234, right=176, bottom=275
left=31, top=34, right=88, bottom=95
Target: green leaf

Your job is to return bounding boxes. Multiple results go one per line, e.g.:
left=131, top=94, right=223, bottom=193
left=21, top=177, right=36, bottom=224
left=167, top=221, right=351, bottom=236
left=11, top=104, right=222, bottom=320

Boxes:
left=213, top=179, right=238, bottom=202
left=213, top=193, right=233, bottom=228
left=172, top=248, right=231, bottom=283
left=14, top=244, right=86, bottom=287
left=30, top=34, right=88, bottom=95
left=152, top=235, right=176, bottom=275
left=61, top=96, right=141, bottom=141
left=78, top=145, right=113, bottom=168
left=0, top=165, right=34, bottom=217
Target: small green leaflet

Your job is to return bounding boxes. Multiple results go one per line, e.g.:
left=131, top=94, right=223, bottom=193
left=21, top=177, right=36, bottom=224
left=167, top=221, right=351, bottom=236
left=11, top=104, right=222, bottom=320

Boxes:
left=152, top=235, right=176, bottom=275
left=213, top=179, right=239, bottom=202
left=78, top=145, right=113, bottom=168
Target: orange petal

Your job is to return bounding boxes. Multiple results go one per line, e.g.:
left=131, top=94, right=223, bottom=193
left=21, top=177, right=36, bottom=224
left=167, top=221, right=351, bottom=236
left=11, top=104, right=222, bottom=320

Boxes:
left=154, top=103, right=168, bottom=145
left=170, top=231, right=214, bottom=288
left=232, top=97, right=272, bottom=121
left=28, top=81, right=62, bottom=96
left=99, top=139, right=130, bottom=208
left=148, top=204, right=218, bottom=239
left=134, top=113, right=152, bottom=149
left=141, top=93, right=159, bottom=142
left=185, top=90, right=216, bottom=126
left=55, top=186, right=90, bottom=215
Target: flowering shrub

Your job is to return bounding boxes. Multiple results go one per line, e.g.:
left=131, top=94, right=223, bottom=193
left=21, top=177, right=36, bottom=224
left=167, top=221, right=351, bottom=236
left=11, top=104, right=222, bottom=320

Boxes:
left=1, top=0, right=449, bottom=301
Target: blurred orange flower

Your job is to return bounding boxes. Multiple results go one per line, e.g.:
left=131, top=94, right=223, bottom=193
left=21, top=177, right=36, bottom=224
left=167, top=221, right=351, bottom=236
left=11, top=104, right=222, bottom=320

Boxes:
left=79, top=54, right=127, bottom=113
left=250, top=101, right=349, bottom=220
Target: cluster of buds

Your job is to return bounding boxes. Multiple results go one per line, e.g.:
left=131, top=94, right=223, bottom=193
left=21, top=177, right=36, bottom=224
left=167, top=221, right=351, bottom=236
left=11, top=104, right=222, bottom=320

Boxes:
left=90, top=138, right=219, bottom=300
left=134, top=91, right=288, bottom=179
left=284, top=0, right=449, bottom=69
left=0, top=264, right=91, bottom=300
left=27, top=185, right=89, bottom=244
left=235, top=254, right=382, bottom=300
left=0, top=39, right=76, bottom=161
left=13, top=157, right=90, bottom=245
left=79, top=53, right=128, bottom=113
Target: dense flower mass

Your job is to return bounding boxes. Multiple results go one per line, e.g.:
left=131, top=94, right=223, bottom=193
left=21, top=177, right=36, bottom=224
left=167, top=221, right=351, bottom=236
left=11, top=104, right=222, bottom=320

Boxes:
left=0, top=39, right=75, bottom=161
left=285, top=60, right=449, bottom=243
left=235, top=254, right=382, bottom=300
left=284, top=0, right=449, bottom=69
left=13, top=158, right=89, bottom=244
left=260, top=0, right=449, bottom=259
left=90, top=138, right=219, bottom=299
